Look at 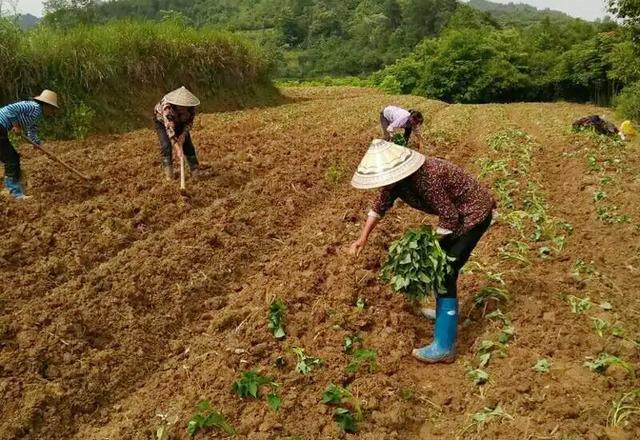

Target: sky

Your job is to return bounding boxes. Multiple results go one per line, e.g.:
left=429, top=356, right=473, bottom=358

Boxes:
left=462, top=0, right=609, bottom=21
left=12, top=0, right=610, bottom=20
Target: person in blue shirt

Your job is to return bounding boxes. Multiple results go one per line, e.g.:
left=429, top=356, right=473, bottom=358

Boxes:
left=0, top=90, right=59, bottom=199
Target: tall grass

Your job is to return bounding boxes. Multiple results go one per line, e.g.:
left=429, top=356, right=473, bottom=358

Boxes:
left=0, top=19, right=280, bottom=138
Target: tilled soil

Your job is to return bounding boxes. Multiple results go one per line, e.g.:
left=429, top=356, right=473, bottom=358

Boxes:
left=0, top=87, right=638, bottom=440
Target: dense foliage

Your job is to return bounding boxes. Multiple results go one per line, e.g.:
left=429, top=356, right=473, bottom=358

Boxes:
left=0, top=18, right=276, bottom=138
left=371, top=6, right=621, bottom=104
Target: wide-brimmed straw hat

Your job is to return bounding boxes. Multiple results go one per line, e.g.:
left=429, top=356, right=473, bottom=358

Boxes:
left=164, top=86, right=200, bottom=107
left=351, top=139, right=426, bottom=190
left=33, top=90, right=59, bottom=108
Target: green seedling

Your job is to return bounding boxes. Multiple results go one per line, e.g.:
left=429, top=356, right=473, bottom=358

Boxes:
left=532, top=359, right=551, bottom=373
left=267, top=392, right=282, bottom=412
left=391, top=134, right=406, bottom=146
left=498, top=240, right=530, bottom=266
left=346, top=348, right=377, bottom=374
left=473, top=286, right=509, bottom=310
left=268, top=299, right=286, bottom=340
left=232, top=370, right=274, bottom=398
left=155, top=413, right=178, bottom=440
left=585, top=153, right=600, bottom=172
left=584, top=353, right=636, bottom=378
left=538, top=246, right=552, bottom=258
left=292, top=347, right=321, bottom=375
left=593, top=190, right=607, bottom=202
left=485, top=309, right=509, bottom=325
left=502, top=211, right=528, bottom=237
left=599, top=176, right=615, bottom=186
left=592, top=317, right=609, bottom=337
left=343, top=334, right=362, bottom=353
left=467, top=368, right=490, bottom=385
left=321, top=384, right=363, bottom=433
left=563, top=295, right=592, bottom=314
left=334, top=408, right=357, bottom=433
left=325, top=161, right=343, bottom=184
left=186, top=400, right=235, bottom=438
left=608, top=389, right=640, bottom=428
left=380, top=227, right=454, bottom=301
left=499, top=325, right=515, bottom=344
left=400, top=389, right=413, bottom=401
left=477, top=157, right=509, bottom=178
left=461, top=404, right=513, bottom=436
left=355, top=297, right=367, bottom=310
left=478, top=340, right=507, bottom=368
left=493, top=177, right=516, bottom=209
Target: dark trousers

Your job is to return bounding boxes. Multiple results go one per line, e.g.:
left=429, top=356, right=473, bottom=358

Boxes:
left=439, top=213, right=493, bottom=298
left=380, top=112, right=412, bottom=143
left=154, top=120, right=198, bottom=165
left=0, top=126, right=20, bottom=180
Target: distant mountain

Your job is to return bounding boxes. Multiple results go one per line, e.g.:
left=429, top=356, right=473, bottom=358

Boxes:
left=468, top=0, right=577, bottom=24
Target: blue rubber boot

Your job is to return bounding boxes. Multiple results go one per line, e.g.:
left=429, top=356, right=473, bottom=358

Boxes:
left=4, top=177, right=27, bottom=200
left=413, top=297, right=458, bottom=364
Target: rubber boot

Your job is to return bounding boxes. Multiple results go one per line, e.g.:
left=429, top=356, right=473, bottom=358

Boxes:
left=186, top=155, right=202, bottom=176
left=162, top=160, right=174, bottom=180
left=3, top=177, right=27, bottom=200
left=413, top=297, right=458, bottom=364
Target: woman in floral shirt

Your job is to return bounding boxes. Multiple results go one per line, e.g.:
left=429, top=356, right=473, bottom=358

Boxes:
left=154, top=86, right=201, bottom=179
left=349, top=139, right=496, bottom=364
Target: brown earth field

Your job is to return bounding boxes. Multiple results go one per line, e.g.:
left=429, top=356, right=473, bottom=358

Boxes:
left=1, top=87, right=639, bottom=440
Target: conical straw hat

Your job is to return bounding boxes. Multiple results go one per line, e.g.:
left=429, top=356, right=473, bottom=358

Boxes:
left=164, top=86, right=200, bottom=107
left=351, top=139, right=426, bottom=189
left=33, top=90, right=59, bottom=108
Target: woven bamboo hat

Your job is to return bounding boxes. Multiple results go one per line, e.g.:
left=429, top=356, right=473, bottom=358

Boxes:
left=33, top=90, right=59, bottom=108
left=351, top=139, right=426, bottom=189
left=164, top=86, right=200, bottom=107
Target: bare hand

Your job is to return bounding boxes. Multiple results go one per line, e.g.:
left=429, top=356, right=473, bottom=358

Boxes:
left=349, top=239, right=366, bottom=256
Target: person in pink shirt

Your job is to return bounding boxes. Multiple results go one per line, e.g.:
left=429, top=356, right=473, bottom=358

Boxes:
left=380, top=105, right=424, bottom=149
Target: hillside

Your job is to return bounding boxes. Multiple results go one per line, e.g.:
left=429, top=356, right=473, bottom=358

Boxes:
left=468, top=0, right=575, bottom=23
left=1, top=87, right=638, bottom=439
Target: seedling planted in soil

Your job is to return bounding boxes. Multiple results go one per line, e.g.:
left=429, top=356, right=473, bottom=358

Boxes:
left=584, top=353, right=636, bottom=378
left=232, top=370, right=281, bottom=411
left=466, top=368, right=490, bottom=385
left=267, top=299, right=286, bottom=340
left=343, top=334, right=362, bottom=353
left=321, top=384, right=363, bottom=433
left=461, top=404, right=513, bottom=436
left=186, top=400, right=235, bottom=438
left=293, top=347, right=321, bottom=375
left=346, top=348, right=377, bottom=374
left=380, top=227, right=454, bottom=301
left=608, top=389, right=640, bottom=428
left=532, top=359, right=552, bottom=373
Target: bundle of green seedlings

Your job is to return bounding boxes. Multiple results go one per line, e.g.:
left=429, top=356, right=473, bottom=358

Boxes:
left=380, top=227, right=454, bottom=301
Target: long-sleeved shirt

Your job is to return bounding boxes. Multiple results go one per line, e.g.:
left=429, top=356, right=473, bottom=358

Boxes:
left=0, top=100, right=43, bottom=145
left=154, top=99, right=196, bottom=143
left=371, top=158, right=496, bottom=236
left=382, top=106, right=411, bottom=133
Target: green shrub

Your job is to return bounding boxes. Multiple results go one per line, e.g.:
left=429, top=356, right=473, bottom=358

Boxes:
left=615, top=81, right=640, bottom=123
left=378, top=75, right=402, bottom=94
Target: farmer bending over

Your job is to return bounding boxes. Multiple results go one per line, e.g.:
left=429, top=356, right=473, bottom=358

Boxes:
left=380, top=105, right=424, bottom=149
left=154, top=86, right=202, bottom=179
left=0, top=90, right=59, bottom=200
left=349, top=140, right=496, bottom=364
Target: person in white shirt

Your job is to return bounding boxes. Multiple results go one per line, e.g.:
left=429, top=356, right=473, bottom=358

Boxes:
left=380, top=106, right=424, bottom=149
